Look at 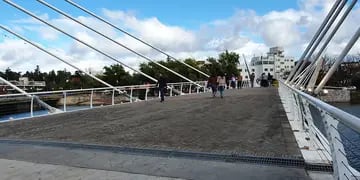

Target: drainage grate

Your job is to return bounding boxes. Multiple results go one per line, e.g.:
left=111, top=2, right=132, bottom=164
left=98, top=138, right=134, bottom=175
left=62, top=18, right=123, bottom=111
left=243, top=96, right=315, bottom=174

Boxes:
left=305, top=163, right=333, bottom=172
left=0, top=139, right=333, bottom=172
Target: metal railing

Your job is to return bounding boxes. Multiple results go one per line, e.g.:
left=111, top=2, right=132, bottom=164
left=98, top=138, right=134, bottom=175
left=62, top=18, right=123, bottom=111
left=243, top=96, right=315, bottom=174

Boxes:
left=0, top=80, right=254, bottom=121
left=0, top=81, right=208, bottom=121
left=279, top=80, right=360, bottom=179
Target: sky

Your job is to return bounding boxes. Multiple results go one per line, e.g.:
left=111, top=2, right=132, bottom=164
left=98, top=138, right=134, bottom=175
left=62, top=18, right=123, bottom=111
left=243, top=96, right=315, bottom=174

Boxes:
left=0, top=0, right=359, bottom=74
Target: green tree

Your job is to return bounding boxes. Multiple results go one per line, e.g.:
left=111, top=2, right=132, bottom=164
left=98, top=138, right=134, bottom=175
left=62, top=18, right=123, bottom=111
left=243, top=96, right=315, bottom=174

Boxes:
left=218, top=50, right=240, bottom=76
left=33, top=65, right=44, bottom=81
left=352, top=72, right=360, bottom=91
left=100, top=64, right=132, bottom=86
left=4, top=67, right=21, bottom=80
left=0, top=71, right=5, bottom=78
left=202, top=57, right=222, bottom=76
left=44, top=70, right=57, bottom=90
left=56, top=69, right=72, bottom=90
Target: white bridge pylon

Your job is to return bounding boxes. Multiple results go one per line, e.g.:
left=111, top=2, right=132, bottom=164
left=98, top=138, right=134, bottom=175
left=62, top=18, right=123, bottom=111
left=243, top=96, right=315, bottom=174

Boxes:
left=286, top=0, right=359, bottom=95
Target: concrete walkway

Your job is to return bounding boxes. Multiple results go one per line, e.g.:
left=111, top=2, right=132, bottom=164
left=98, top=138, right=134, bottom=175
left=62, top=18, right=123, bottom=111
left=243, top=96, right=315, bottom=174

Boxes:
left=0, top=88, right=312, bottom=179
left=0, top=88, right=300, bottom=157
left=0, top=158, right=184, bottom=180
left=0, top=142, right=310, bottom=180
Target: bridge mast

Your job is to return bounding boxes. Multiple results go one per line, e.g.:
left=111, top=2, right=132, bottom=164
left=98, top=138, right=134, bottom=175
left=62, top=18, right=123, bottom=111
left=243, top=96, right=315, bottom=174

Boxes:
left=314, top=27, right=360, bottom=94
left=306, top=0, right=358, bottom=90
left=291, top=0, right=346, bottom=85
left=286, top=0, right=342, bottom=84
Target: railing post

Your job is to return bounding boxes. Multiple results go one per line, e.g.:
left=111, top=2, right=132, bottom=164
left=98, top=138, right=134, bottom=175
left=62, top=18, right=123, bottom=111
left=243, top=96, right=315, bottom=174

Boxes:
left=90, top=90, right=93, bottom=108
left=197, top=87, right=200, bottom=94
left=170, top=85, right=173, bottom=97
left=130, top=88, right=133, bottom=103
left=112, top=89, right=115, bottom=105
left=145, top=88, right=148, bottom=101
left=180, top=83, right=183, bottom=94
left=30, top=95, right=34, bottom=117
left=63, top=91, right=67, bottom=112
left=189, top=84, right=192, bottom=94
left=323, top=113, right=348, bottom=180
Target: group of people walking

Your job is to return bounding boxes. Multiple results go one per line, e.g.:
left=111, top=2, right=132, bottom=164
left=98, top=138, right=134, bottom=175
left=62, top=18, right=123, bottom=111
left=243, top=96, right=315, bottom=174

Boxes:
left=207, top=72, right=257, bottom=98
left=157, top=71, right=273, bottom=102
left=258, top=73, right=273, bottom=87
left=207, top=72, right=260, bottom=98
left=207, top=74, right=226, bottom=98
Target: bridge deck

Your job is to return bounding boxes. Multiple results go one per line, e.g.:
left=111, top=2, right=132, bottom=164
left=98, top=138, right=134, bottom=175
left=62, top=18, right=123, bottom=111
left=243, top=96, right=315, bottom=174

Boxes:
left=0, top=88, right=300, bottom=157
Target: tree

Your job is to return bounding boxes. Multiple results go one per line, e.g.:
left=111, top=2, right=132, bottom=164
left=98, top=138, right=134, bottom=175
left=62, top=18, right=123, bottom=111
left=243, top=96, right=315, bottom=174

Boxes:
left=44, top=70, right=57, bottom=90
left=352, top=72, right=360, bottom=91
left=218, top=50, right=240, bottom=76
left=33, top=65, right=44, bottom=81
left=56, top=69, right=72, bottom=90
left=202, top=57, right=221, bottom=76
left=0, top=71, right=5, bottom=79
left=4, top=67, right=21, bottom=80
left=100, top=64, right=132, bottom=86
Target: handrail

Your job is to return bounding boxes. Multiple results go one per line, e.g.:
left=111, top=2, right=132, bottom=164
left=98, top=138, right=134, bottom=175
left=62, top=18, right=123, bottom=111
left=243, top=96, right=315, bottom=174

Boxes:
left=281, top=80, right=360, bottom=134
left=0, top=81, right=207, bottom=98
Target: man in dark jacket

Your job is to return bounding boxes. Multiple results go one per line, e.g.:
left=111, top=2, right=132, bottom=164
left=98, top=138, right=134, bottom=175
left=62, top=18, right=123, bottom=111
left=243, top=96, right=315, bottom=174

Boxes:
left=157, top=74, right=167, bottom=102
left=250, top=73, right=255, bottom=88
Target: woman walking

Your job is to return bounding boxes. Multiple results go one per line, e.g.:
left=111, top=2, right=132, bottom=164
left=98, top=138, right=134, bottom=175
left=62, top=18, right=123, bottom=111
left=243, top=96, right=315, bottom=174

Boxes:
left=208, top=75, right=218, bottom=97
left=217, top=73, right=226, bottom=98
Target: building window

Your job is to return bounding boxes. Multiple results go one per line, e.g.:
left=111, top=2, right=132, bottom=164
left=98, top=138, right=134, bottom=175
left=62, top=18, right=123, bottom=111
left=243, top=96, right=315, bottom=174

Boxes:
left=264, top=68, right=268, bottom=71
left=239, top=69, right=242, bottom=72
left=290, top=60, right=294, bottom=62
left=252, top=69, right=255, bottom=72
left=270, top=69, right=273, bottom=71
left=291, top=66, right=294, bottom=68
left=277, top=66, right=280, bottom=68
left=280, top=62, right=284, bottom=64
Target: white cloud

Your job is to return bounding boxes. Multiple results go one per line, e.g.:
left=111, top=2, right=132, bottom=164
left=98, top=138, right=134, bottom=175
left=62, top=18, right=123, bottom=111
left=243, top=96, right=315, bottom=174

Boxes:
left=0, top=0, right=359, bottom=76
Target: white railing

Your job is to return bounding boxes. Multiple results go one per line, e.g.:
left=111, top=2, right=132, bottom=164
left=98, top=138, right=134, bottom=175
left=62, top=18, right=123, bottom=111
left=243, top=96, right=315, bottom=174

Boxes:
left=0, top=81, right=208, bottom=121
left=279, top=80, right=360, bottom=180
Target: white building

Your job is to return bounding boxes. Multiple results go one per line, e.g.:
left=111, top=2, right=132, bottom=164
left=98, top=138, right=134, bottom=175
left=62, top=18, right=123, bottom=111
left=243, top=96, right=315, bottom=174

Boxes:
left=239, top=47, right=295, bottom=80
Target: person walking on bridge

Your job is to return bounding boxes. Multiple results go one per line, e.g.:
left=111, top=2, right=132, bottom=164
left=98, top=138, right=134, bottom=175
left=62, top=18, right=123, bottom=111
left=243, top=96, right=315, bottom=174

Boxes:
left=156, top=74, right=167, bottom=102
left=250, top=73, right=255, bottom=88
left=217, top=73, right=226, bottom=98
left=208, top=75, right=218, bottom=97
left=237, top=74, right=243, bottom=89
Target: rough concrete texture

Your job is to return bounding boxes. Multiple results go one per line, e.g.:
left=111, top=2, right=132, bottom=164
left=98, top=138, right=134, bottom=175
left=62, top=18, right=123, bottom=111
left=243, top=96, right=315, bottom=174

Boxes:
left=0, top=88, right=300, bottom=157
left=0, top=158, right=184, bottom=180
left=0, top=143, right=310, bottom=180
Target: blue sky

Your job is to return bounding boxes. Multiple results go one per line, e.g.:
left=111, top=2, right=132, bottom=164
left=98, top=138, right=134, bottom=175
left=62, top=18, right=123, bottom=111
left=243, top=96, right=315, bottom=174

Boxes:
left=0, top=0, right=299, bottom=29
left=0, top=0, right=359, bottom=72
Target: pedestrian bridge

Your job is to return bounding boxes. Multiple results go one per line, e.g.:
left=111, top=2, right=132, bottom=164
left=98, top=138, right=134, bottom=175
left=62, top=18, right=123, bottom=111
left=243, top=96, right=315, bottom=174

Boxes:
left=0, top=85, right=339, bottom=180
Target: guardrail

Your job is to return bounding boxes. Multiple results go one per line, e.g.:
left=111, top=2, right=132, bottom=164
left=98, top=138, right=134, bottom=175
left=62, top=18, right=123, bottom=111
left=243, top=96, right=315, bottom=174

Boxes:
left=0, top=81, right=209, bottom=121
left=279, top=80, right=360, bottom=180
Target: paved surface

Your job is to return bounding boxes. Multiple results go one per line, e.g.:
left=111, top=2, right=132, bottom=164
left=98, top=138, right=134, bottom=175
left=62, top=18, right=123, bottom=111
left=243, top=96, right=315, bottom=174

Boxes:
left=0, top=158, right=184, bottom=180
left=0, top=88, right=300, bottom=157
left=0, top=143, right=310, bottom=180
